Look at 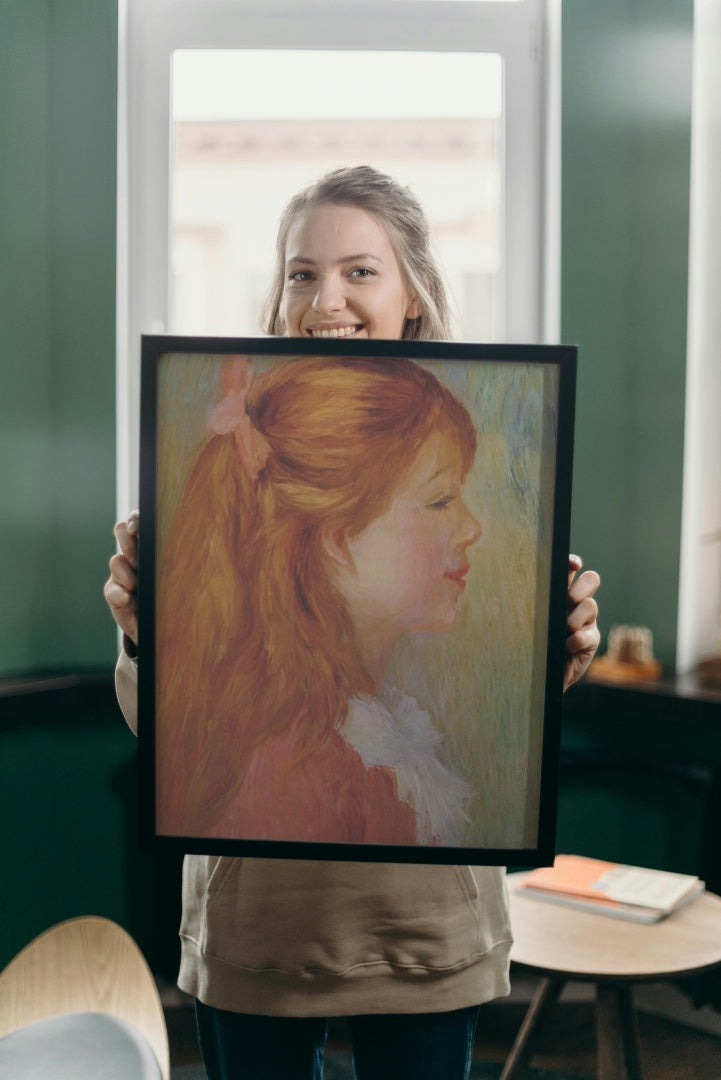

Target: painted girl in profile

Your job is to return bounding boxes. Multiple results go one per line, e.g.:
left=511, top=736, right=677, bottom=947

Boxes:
left=155, top=352, right=482, bottom=847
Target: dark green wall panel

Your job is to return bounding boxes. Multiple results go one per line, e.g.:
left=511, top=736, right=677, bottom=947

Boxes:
left=0, top=3, right=54, bottom=669
left=562, top=1, right=693, bottom=669
left=559, top=682, right=721, bottom=889
left=0, top=699, right=132, bottom=965
left=0, top=682, right=183, bottom=976
left=0, top=0, right=118, bottom=674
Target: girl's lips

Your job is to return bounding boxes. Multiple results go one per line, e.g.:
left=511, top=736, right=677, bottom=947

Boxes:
left=307, top=324, right=364, bottom=339
left=444, top=563, right=470, bottom=590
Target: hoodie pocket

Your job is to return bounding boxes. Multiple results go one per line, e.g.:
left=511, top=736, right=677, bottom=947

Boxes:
left=454, top=864, right=480, bottom=905
left=184, top=857, right=510, bottom=976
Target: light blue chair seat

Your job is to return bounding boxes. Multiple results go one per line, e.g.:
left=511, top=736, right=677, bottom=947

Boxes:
left=0, top=1010, right=162, bottom=1079
left=0, top=917, right=169, bottom=1079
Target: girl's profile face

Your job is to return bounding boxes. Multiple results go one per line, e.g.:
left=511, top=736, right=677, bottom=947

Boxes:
left=281, top=203, right=421, bottom=340
left=331, top=431, right=482, bottom=650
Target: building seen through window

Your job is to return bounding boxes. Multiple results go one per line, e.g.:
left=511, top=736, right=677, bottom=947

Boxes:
left=170, top=50, right=503, bottom=341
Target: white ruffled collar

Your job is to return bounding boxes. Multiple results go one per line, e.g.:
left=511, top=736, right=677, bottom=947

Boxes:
left=339, top=688, right=471, bottom=845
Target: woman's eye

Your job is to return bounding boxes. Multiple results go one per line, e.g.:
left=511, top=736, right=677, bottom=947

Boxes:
left=288, top=270, right=313, bottom=283
left=349, top=267, right=375, bottom=279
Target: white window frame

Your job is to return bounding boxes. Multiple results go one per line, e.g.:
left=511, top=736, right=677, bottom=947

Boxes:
left=677, top=0, right=721, bottom=674
left=116, top=0, right=558, bottom=512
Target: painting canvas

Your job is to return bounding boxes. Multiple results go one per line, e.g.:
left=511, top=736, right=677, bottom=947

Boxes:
left=138, top=336, right=576, bottom=865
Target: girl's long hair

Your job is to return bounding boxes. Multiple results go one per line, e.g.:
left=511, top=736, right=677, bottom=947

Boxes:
left=261, top=165, right=454, bottom=341
left=156, top=356, right=475, bottom=834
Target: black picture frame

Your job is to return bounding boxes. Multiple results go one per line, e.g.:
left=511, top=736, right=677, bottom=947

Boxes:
left=138, top=336, right=576, bottom=866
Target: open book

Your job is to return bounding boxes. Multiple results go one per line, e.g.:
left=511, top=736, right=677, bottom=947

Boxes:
left=515, top=854, right=705, bottom=923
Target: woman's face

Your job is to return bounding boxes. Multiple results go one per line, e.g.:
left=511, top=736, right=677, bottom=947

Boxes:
left=331, top=432, right=482, bottom=657
left=281, top=203, right=421, bottom=340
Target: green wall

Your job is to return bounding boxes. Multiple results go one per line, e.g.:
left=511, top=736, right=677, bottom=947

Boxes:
left=0, top=683, right=183, bottom=974
left=0, top=0, right=118, bottom=676
left=0, top=2, right=694, bottom=675
left=562, top=0, right=693, bottom=669
left=0, top=0, right=130, bottom=970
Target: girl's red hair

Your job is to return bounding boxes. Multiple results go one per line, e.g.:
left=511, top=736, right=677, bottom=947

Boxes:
left=156, top=356, right=476, bottom=835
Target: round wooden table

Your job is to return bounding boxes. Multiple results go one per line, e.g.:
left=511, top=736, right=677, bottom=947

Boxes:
left=503, top=872, right=721, bottom=1080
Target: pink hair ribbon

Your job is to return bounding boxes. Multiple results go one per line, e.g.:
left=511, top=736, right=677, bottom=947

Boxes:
left=209, top=355, right=271, bottom=480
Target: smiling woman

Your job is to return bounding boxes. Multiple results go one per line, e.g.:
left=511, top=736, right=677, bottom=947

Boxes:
left=109, top=134, right=593, bottom=1079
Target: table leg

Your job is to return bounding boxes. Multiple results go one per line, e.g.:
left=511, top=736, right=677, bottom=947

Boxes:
left=596, top=982, right=643, bottom=1080
left=500, top=976, right=565, bottom=1080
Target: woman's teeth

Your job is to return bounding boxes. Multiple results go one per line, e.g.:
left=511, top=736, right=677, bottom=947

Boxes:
left=310, top=325, right=360, bottom=338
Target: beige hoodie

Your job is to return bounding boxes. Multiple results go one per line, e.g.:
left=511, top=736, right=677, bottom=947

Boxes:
left=116, top=650, right=512, bottom=1016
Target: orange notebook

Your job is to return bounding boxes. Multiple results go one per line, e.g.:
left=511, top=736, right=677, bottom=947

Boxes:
left=516, top=855, right=704, bottom=923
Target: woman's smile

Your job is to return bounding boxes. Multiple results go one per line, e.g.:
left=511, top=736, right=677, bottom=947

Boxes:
left=307, top=323, right=365, bottom=339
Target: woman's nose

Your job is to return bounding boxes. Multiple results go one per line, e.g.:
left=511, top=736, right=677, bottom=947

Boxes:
left=313, top=274, right=345, bottom=314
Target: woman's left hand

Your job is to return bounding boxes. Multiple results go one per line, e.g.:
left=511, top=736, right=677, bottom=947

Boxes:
left=564, top=555, right=601, bottom=691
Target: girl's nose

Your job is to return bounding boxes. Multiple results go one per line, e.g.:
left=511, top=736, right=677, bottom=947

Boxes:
left=313, top=274, right=345, bottom=315
left=459, top=502, right=482, bottom=549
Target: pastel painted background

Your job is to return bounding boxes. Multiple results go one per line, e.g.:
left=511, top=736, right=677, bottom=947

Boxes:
left=154, top=351, right=561, bottom=850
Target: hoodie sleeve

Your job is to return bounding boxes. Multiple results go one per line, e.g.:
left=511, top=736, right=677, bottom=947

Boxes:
left=115, top=646, right=139, bottom=736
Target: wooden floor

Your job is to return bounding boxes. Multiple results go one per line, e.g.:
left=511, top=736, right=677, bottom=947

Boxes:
left=474, top=999, right=721, bottom=1079
left=166, top=994, right=721, bottom=1078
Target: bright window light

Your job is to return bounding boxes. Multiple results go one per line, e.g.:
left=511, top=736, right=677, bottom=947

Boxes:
left=170, top=50, right=503, bottom=341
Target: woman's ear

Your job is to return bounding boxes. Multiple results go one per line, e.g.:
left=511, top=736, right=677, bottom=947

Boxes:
left=406, top=295, right=422, bottom=320
left=321, top=524, right=354, bottom=570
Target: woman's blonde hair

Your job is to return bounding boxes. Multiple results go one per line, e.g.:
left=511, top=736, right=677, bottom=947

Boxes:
left=156, top=356, right=475, bottom=834
left=262, top=166, right=453, bottom=341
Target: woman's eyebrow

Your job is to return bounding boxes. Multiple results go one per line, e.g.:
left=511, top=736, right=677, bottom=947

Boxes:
left=338, top=253, right=384, bottom=265
left=286, top=253, right=384, bottom=266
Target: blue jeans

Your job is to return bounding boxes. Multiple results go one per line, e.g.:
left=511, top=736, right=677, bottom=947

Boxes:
left=195, top=1000, right=481, bottom=1080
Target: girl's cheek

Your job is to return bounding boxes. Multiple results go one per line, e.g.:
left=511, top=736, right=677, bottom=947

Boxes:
left=409, top=537, right=436, bottom=569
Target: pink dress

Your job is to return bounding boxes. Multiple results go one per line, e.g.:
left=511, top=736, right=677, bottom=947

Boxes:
left=209, top=717, right=418, bottom=845
left=206, top=690, right=471, bottom=847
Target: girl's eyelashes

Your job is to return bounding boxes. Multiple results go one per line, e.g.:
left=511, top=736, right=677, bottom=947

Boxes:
left=348, top=266, right=376, bottom=279
left=428, top=494, right=456, bottom=511
left=287, top=269, right=314, bottom=284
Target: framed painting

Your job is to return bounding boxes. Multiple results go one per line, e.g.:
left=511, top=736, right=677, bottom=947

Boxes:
left=137, top=336, right=576, bottom=865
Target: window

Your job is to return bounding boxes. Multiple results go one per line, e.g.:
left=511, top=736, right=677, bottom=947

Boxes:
left=677, top=1, right=721, bottom=673
left=169, top=49, right=503, bottom=340
left=118, top=0, right=556, bottom=510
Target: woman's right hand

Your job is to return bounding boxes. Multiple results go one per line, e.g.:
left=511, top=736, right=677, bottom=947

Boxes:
left=103, top=510, right=139, bottom=646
